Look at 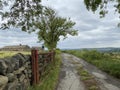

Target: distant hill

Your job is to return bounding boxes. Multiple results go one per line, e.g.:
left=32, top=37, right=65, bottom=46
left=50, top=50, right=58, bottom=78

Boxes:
left=62, top=47, right=120, bottom=53
left=85, top=48, right=120, bottom=52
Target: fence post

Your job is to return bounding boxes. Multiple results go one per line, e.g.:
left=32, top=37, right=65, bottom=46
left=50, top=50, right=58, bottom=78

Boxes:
left=31, top=49, right=39, bottom=85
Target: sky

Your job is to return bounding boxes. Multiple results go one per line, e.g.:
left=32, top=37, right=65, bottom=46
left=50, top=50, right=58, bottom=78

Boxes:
left=0, top=0, right=120, bottom=49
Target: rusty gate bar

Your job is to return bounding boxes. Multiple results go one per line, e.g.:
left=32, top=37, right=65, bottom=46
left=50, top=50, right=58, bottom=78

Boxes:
left=31, top=49, right=39, bottom=85
left=35, top=49, right=39, bottom=84
left=31, top=50, right=36, bottom=85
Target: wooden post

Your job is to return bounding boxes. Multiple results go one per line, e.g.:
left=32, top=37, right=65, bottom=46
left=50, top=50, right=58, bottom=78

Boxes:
left=31, top=49, right=39, bottom=85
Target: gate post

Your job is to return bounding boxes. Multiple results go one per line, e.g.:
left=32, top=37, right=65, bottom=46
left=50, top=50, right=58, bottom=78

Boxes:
left=31, top=49, right=39, bottom=85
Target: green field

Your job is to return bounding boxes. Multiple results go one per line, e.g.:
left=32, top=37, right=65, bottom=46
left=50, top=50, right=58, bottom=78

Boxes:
left=0, top=51, right=31, bottom=58
left=63, top=50, right=120, bottom=79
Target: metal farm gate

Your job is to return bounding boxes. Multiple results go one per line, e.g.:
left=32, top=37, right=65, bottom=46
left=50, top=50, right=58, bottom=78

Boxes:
left=31, top=49, right=55, bottom=85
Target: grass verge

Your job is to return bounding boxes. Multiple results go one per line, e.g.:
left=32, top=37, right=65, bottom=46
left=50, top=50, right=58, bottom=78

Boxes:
left=70, top=59, right=100, bottom=90
left=77, top=66, right=100, bottom=90
left=28, top=53, right=62, bottom=90
left=63, top=50, right=120, bottom=79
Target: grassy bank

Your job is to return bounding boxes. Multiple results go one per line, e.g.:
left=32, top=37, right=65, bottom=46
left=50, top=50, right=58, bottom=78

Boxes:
left=28, top=52, right=62, bottom=90
left=63, top=50, right=120, bottom=79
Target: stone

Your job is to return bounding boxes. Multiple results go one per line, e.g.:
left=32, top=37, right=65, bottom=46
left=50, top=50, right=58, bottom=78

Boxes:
left=19, top=74, right=25, bottom=82
left=28, top=74, right=32, bottom=78
left=14, top=67, right=25, bottom=75
left=27, top=65, right=32, bottom=69
left=16, top=53, right=26, bottom=67
left=24, top=73, right=28, bottom=79
left=24, top=55, right=31, bottom=62
left=4, top=59, right=14, bottom=73
left=0, top=75, right=8, bottom=90
left=23, top=70, right=27, bottom=74
left=24, top=63, right=29, bottom=69
left=4, top=80, right=18, bottom=90
left=27, top=70, right=32, bottom=74
left=16, top=83, right=23, bottom=90
left=23, top=79, right=30, bottom=89
left=10, top=53, right=26, bottom=70
left=7, top=73, right=16, bottom=82
left=16, top=79, right=29, bottom=90
left=27, top=61, right=31, bottom=65
left=25, top=62, right=28, bottom=66
left=10, top=57, right=20, bottom=70
left=0, top=60, right=7, bottom=75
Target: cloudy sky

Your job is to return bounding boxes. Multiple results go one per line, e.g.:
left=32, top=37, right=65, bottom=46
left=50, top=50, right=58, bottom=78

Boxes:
left=0, top=0, right=120, bottom=49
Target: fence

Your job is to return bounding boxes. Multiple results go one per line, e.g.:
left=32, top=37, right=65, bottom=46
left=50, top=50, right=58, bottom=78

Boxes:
left=0, top=49, right=55, bottom=90
left=31, top=49, right=55, bottom=85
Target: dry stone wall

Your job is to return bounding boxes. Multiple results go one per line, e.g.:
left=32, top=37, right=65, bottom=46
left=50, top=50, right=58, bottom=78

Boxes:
left=0, top=53, right=32, bottom=90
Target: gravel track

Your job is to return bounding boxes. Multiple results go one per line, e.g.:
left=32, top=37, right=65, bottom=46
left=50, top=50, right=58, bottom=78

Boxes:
left=57, top=53, right=120, bottom=90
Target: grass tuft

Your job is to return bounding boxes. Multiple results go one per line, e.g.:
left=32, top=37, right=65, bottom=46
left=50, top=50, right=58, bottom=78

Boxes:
left=76, top=65, right=100, bottom=90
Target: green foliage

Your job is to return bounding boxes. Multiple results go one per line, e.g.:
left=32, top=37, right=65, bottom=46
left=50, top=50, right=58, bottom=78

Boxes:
left=65, top=50, right=120, bottom=78
left=84, top=0, right=120, bottom=27
left=84, top=0, right=120, bottom=19
left=84, top=0, right=102, bottom=12
left=55, top=48, right=61, bottom=54
left=0, top=0, right=120, bottom=27
left=36, top=7, right=78, bottom=50
left=0, top=1, right=77, bottom=50
left=0, top=0, right=42, bottom=32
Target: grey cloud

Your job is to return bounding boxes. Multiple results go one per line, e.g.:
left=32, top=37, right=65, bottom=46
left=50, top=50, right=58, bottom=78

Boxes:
left=0, top=28, right=40, bottom=48
left=0, top=0, right=120, bottom=49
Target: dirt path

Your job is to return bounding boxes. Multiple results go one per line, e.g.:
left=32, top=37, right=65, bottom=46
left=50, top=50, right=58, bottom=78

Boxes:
left=57, top=53, right=85, bottom=90
left=57, top=53, right=120, bottom=90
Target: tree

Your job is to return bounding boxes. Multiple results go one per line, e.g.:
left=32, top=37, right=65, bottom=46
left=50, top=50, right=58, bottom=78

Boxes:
left=1, top=0, right=120, bottom=25
left=84, top=0, right=120, bottom=18
left=35, top=7, right=78, bottom=50
left=0, top=0, right=42, bottom=32
left=0, top=0, right=120, bottom=28
left=84, top=0, right=120, bottom=26
left=0, top=0, right=78, bottom=50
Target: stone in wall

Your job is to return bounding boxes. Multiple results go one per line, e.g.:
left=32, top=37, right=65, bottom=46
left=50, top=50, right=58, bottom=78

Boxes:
left=4, top=58, right=15, bottom=74
left=3, top=53, right=31, bottom=74
left=11, top=53, right=26, bottom=70
left=4, top=79, right=18, bottom=90
left=0, top=60, right=8, bottom=75
left=7, top=73, right=16, bottom=82
left=0, top=53, right=32, bottom=90
left=0, top=75, right=8, bottom=90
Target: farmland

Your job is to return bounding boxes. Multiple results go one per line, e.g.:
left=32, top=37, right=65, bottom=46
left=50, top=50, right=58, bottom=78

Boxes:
left=0, top=51, right=31, bottom=58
